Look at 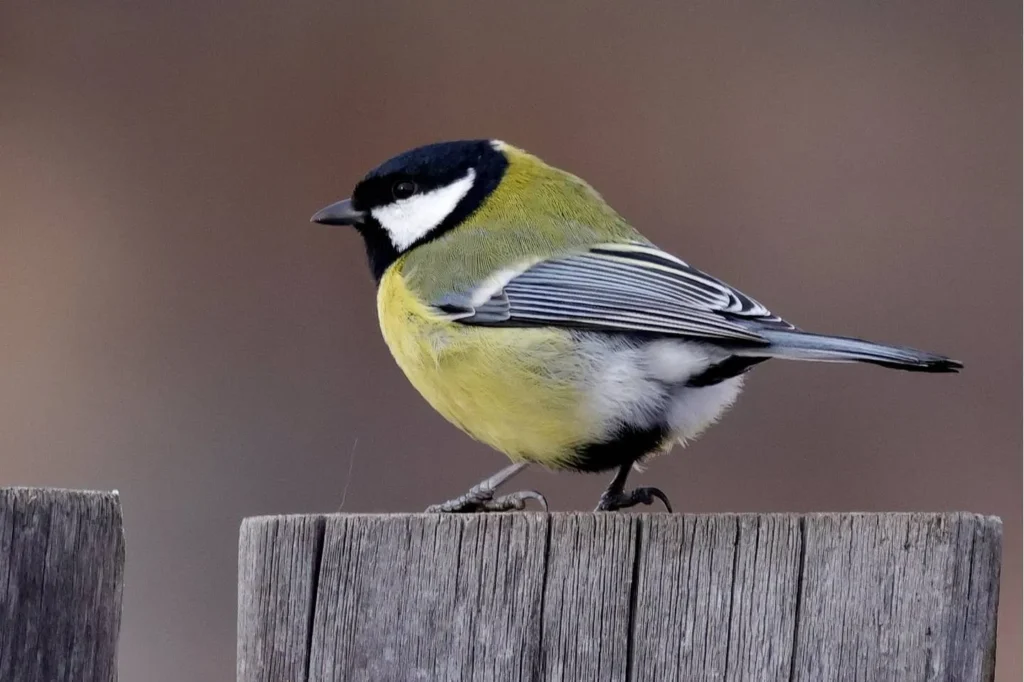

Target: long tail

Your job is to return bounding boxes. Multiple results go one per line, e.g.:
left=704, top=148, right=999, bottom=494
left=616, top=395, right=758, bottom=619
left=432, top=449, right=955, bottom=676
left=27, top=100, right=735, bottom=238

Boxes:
left=747, top=329, right=963, bottom=373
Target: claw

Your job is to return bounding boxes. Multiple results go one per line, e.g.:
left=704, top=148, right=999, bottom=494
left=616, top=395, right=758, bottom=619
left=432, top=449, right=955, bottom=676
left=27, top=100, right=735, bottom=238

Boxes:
left=595, top=486, right=673, bottom=513
left=523, top=489, right=549, bottom=512
left=490, top=489, right=548, bottom=512
left=638, top=485, right=671, bottom=512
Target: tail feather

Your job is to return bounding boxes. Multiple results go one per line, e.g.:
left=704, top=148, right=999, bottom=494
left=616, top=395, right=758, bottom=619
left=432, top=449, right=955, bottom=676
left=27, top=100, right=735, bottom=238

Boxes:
left=748, top=329, right=962, bottom=373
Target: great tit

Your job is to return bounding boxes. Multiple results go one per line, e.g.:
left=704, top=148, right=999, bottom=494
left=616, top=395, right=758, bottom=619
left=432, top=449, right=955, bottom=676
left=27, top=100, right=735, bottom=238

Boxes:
left=312, top=139, right=961, bottom=513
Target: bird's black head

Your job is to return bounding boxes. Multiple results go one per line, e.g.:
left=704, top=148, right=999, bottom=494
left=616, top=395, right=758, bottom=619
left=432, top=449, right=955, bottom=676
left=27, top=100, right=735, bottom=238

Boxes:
left=312, top=139, right=509, bottom=280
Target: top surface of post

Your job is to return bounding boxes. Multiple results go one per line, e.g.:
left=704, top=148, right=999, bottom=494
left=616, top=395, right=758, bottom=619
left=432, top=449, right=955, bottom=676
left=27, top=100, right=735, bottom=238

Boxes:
left=237, top=511, right=1002, bottom=682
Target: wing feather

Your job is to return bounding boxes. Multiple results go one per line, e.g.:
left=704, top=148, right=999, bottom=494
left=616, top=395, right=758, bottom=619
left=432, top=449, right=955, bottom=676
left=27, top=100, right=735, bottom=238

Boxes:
left=436, top=241, right=793, bottom=344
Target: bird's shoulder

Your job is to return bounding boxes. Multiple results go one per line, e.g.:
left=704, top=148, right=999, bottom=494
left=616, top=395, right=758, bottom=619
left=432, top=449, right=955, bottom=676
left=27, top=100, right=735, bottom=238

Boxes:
left=394, top=209, right=643, bottom=301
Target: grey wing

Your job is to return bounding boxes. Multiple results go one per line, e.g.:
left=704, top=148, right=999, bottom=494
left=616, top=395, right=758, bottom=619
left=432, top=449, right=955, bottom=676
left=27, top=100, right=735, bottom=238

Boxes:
left=434, top=242, right=795, bottom=345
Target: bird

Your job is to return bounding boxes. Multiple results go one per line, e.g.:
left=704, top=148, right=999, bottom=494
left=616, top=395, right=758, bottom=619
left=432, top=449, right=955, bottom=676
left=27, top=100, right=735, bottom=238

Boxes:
left=311, top=139, right=961, bottom=513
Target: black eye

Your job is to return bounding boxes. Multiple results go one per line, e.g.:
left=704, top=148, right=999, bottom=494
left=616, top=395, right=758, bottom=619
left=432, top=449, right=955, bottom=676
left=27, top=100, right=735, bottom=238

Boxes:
left=392, top=180, right=417, bottom=200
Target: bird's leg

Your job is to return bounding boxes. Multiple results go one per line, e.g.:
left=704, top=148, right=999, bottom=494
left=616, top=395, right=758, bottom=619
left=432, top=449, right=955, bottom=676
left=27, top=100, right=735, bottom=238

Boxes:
left=426, top=462, right=547, bottom=513
left=595, top=462, right=672, bottom=512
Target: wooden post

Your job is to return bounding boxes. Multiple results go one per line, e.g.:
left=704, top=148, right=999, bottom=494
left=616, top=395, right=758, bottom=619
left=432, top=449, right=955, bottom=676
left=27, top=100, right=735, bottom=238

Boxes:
left=238, top=512, right=1001, bottom=682
left=0, top=488, right=125, bottom=682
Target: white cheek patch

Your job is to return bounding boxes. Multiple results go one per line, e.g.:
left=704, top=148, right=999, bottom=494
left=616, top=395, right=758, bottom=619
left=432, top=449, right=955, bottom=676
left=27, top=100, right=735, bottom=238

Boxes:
left=370, top=169, right=476, bottom=251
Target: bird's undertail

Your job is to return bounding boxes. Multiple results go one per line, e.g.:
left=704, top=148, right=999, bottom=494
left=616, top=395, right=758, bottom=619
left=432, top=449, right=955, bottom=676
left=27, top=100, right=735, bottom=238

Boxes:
left=747, top=329, right=963, bottom=373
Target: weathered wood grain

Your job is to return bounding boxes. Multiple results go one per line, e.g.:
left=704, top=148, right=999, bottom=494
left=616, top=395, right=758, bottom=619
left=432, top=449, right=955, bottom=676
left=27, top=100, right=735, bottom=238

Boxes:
left=0, top=487, right=125, bottom=682
left=237, top=512, right=1002, bottom=682
left=305, top=513, right=548, bottom=682
left=630, top=514, right=803, bottom=681
left=238, top=514, right=326, bottom=682
left=791, top=513, right=1002, bottom=682
left=540, top=513, right=638, bottom=681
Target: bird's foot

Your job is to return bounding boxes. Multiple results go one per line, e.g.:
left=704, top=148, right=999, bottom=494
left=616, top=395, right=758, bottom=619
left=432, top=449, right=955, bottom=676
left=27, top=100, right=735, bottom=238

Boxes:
left=595, top=486, right=672, bottom=512
left=426, top=487, right=548, bottom=513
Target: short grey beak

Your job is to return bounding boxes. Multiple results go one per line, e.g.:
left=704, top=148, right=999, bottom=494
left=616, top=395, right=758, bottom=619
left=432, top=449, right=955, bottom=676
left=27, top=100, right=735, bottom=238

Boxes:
left=310, top=198, right=365, bottom=226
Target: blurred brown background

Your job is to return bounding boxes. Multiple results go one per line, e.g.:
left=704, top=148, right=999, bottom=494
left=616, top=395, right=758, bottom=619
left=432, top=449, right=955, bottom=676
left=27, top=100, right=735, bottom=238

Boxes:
left=1, top=1, right=1019, bottom=680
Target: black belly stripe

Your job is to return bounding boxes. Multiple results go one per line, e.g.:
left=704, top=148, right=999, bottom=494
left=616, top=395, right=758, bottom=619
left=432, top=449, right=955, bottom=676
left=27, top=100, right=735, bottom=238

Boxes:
left=569, top=423, right=670, bottom=473
left=686, top=356, right=768, bottom=387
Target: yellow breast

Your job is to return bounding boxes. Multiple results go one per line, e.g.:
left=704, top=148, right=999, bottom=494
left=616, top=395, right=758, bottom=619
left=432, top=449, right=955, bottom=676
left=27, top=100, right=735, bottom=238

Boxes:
left=376, top=264, right=591, bottom=466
